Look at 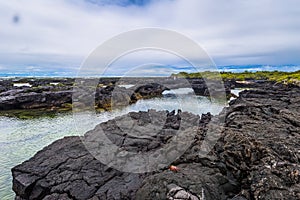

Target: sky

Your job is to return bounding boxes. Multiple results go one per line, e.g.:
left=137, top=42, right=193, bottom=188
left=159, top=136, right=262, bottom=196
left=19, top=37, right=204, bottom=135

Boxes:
left=0, top=0, right=300, bottom=76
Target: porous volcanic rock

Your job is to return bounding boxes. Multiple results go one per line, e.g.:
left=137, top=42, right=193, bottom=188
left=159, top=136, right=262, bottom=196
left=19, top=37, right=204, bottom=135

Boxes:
left=12, top=110, right=214, bottom=199
left=214, top=84, right=300, bottom=199
left=12, top=84, right=300, bottom=200
left=0, top=82, right=167, bottom=111
left=1, top=77, right=235, bottom=112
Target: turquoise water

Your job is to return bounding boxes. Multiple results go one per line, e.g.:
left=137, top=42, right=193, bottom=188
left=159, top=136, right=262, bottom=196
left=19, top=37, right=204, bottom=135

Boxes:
left=0, top=88, right=227, bottom=199
left=0, top=65, right=299, bottom=78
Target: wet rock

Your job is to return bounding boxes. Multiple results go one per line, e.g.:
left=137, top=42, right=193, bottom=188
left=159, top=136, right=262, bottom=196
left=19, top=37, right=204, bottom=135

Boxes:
left=0, top=77, right=236, bottom=114
left=0, top=81, right=167, bottom=112
left=0, top=89, right=73, bottom=110
left=12, top=110, right=206, bottom=199
left=12, top=84, right=300, bottom=199
left=134, top=83, right=166, bottom=97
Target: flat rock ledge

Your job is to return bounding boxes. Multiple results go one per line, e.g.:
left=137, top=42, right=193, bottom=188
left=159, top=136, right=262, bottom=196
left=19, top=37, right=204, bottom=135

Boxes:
left=12, top=84, right=300, bottom=200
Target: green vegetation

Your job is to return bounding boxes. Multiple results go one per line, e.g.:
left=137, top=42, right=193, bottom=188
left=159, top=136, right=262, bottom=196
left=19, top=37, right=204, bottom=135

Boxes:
left=172, top=70, right=300, bottom=84
left=0, top=107, right=72, bottom=119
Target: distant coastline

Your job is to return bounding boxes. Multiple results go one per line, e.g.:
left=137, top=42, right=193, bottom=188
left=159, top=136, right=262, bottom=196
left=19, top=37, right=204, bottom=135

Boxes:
left=172, top=70, right=300, bottom=85
left=0, top=65, right=299, bottom=78
left=1, top=70, right=299, bottom=119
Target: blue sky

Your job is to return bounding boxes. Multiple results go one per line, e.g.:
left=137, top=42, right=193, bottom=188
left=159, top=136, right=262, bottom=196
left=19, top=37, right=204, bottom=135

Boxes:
left=0, top=0, right=300, bottom=76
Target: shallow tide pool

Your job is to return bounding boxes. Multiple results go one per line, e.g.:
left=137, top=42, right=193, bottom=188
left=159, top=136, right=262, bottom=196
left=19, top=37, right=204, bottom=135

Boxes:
left=0, top=88, right=232, bottom=199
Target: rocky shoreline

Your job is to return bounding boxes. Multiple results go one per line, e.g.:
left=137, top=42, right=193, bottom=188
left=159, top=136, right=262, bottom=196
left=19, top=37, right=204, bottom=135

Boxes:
left=0, top=77, right=240, bottom=118
left=11, top=83, right=300, bottom=199
left=0, top=78, right=170, bottom=118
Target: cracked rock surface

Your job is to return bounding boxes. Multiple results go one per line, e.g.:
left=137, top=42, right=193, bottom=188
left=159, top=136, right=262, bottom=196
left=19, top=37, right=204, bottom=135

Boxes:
left=12, top=84, right=300, bottom=200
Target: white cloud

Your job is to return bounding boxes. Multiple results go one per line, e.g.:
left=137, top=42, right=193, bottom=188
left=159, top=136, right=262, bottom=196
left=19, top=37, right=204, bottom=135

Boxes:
left=0, top=0, right=299, bottom=75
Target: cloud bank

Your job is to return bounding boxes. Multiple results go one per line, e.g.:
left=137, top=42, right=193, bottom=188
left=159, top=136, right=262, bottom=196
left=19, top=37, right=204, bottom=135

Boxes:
left=0, top=0, right=299, bottom=75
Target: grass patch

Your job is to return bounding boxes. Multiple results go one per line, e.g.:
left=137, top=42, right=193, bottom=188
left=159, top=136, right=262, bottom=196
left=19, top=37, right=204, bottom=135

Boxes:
left=172, top=70, right=300, bottom=84
left=0, top=108, right=71, bottom=119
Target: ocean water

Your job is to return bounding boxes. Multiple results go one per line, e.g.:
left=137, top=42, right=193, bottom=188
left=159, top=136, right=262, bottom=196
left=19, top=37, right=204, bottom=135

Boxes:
left=0, top=88, right=232, bottom=199
left=0, top=65, right=299, bottom=78
left=216, top=64, right=300, bottom=72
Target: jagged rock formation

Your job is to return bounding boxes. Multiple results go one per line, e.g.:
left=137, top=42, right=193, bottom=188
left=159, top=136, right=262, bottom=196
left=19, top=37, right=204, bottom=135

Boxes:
left=0, top=82, right=166, bottom=111
left=0, top=77, right=232, bottom=113
left=12, top=110, right=210, bottom=199
left=12, top=84, right=300, bottom=200
left=0, top=87, right=73, bottom=110
left=214, top=84, right=300, bottom=199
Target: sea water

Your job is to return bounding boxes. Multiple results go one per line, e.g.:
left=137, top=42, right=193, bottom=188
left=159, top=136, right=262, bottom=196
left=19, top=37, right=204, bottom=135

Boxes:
left=0, top=88, right=239, bottom=199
